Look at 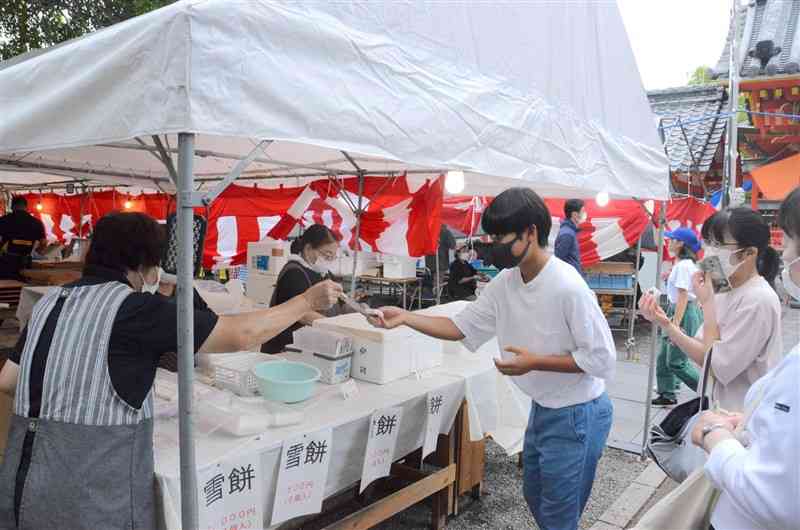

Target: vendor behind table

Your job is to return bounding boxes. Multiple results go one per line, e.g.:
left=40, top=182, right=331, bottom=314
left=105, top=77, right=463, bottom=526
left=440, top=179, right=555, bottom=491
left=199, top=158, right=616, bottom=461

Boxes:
left=262, top=224, right=360, bottom=354
left=0, top=211, right=341, bottom=530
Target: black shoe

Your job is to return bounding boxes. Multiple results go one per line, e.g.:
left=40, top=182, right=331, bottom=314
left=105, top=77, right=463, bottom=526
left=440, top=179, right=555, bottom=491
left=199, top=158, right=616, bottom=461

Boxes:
left=651, top=396, right=677, bottom=407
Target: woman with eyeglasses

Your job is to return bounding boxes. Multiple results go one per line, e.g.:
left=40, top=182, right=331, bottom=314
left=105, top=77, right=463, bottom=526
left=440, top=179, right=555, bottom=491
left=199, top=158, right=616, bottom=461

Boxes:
left=639, top=207, right=783, bottom=412
left=262, top=224, right=343, bottom=353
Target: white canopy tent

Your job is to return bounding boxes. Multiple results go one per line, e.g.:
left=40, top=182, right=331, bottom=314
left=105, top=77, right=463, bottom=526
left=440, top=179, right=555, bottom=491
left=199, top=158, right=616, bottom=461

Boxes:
left=0, top=1, right=668, bottom=527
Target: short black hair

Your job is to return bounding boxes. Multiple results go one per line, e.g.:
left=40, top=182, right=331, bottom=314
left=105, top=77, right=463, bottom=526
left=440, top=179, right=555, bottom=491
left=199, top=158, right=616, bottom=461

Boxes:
left=290, top=224, right=338, bottom=254
left=564, top=199, right=585, bottom=219
left=85, top=212, right=165, bottom=272
left=11, top=196, right=28, bottom=210
left=778, top=186, right=800, bottom=239
left=481, top=188, right=551, bottom=247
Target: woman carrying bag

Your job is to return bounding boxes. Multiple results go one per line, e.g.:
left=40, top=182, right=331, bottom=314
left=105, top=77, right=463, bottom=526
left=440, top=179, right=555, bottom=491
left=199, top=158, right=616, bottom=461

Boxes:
left=634, top=189, right=800, bottom=530
left=640, top=207, right=783, bottom=412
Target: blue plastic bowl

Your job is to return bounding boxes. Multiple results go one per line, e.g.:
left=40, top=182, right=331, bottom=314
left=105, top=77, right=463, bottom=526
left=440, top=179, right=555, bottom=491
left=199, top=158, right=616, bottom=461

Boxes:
left=252, top=361, right=320, bottom=403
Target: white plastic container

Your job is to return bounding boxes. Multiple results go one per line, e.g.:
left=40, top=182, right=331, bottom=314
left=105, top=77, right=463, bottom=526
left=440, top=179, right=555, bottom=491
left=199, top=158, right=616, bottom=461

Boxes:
left=328, top=252, right=380, bottom=277
left=382, top=254, right=418, bottom=279
left=313, top=312, right=443, bottom=384
left=290, top=348, right=353, bottom=385
left=292, top=327, right=353, bottom=358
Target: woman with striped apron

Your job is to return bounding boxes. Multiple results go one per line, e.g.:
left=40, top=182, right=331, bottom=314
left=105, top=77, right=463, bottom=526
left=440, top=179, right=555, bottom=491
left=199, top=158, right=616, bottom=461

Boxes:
left=0, top=212, right=342, bottom=530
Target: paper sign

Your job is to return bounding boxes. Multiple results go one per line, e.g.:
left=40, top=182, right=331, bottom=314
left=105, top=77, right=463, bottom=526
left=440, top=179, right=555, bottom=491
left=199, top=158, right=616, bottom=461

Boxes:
left=360, top=406, right=403, bottom=493
left=197, top=449, right=263, bottom=530
left=422, top=392, right=445, bottom=458
left=271, top=428, right=333, bottom=526
left=340, top=379, right=360, bottom=401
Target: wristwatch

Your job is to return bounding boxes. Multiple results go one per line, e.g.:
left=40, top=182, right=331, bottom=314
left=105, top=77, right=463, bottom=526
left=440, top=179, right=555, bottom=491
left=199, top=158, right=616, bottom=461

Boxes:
left=700, top=423, right=730, bottom=444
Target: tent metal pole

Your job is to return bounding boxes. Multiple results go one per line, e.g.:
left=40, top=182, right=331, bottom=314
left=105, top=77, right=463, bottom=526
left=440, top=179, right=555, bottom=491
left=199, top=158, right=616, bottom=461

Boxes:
left=435, top=244, right=441, bottom=305
left=177, top=132, right=199, bottom=530
left=641, top=202, right=666, bottom=458
left=350, top=171, right=365, bottom=297
left=627, top=233, right=643, bottom=359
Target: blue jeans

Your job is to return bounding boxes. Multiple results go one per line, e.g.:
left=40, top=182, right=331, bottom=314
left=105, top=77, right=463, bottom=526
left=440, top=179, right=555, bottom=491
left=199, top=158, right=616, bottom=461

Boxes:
left=522, top=393, right=613, bottom=530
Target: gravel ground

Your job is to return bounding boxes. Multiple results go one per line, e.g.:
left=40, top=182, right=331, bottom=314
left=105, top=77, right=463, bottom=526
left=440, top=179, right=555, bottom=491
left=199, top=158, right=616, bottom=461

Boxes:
left=304, top=440, right=647, bottom=530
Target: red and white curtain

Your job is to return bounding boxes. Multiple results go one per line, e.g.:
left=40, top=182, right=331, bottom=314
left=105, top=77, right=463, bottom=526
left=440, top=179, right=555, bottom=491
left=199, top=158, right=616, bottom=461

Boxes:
left=441, top=196, right=717, bottom=268
left=17, top=175, right=444, bottom=269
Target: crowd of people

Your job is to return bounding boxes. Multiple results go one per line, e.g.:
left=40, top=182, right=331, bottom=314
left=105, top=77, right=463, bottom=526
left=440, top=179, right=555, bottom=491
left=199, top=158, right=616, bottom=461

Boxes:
left=0, top=184, right=797, bottom=530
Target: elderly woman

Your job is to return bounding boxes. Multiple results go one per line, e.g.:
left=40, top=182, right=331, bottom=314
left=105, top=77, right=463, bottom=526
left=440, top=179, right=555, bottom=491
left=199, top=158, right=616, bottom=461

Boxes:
left=690, top=187, right=800, bottom=530
left=0, top=212, right=341, bottom=530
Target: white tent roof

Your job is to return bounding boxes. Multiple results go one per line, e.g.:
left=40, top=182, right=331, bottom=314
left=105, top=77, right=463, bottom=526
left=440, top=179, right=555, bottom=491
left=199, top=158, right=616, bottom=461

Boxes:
left=0, top=0, right=668, bottom=199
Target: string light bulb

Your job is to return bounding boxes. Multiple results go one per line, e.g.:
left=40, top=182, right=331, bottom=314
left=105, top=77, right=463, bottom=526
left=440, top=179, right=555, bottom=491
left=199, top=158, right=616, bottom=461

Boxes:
left=124, top=201, right=133, bottom=210
left=36, top=203, right=43, bottom=212
left=595, top=191, right=610, bottom=207
left=445, top=170, right=465, bottom=194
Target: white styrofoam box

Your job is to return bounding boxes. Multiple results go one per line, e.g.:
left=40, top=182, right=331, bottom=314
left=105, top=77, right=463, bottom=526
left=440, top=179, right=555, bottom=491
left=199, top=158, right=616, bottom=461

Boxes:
left=247, top=239, right=291, bottom=274
left=292, top=348, right=353, bottom=385
left=292, top=326, right=353, bottom=358
left=381, top=254, right=418, bottom=279
left=246, top=270, right=280, bottom=304
left=313, top=312, right=442, bottom=384
left=329, top=252, right=380, bottom=277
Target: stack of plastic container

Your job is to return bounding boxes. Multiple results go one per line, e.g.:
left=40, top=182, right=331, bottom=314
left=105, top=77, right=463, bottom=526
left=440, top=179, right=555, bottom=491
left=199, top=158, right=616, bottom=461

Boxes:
left=289, top=327, right=354, bottom=385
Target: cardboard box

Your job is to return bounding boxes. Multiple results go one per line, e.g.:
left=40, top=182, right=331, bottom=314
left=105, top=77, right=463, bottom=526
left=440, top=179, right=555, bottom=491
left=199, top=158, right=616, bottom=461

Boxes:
left=313, top=312, right=442, bottom=384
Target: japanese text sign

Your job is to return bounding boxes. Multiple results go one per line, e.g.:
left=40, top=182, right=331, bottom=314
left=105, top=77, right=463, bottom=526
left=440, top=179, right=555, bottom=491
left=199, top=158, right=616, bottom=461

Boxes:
left=360, top=406, right=403, bottom=493
left=422, top=392, right=445, bottom=458
left=271, top=428, right=333, bottom=525
left=197, top=449, right=263, bottom=530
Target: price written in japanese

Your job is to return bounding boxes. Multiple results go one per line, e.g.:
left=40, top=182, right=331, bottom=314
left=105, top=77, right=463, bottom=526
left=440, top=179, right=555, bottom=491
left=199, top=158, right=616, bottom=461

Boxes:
left=271, top=428, right=334, bottom=526
left=360, top=406, right=403, bottom=493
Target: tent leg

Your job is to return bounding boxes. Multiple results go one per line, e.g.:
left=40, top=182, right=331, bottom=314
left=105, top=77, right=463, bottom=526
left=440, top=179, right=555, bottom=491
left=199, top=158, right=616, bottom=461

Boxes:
left=640, top=202, right=667, bottom=459
left=435, top=244, right=441, bottom=305
left=627, top=234, right=643, bottom=359
left=177, top=133, right=199, bottom=529
left=350, top=172, right=365, bottom=297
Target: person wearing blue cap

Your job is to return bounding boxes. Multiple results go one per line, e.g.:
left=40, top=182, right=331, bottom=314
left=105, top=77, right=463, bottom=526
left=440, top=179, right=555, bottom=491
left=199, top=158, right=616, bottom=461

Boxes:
left=653, top=227, right=703, bottom=406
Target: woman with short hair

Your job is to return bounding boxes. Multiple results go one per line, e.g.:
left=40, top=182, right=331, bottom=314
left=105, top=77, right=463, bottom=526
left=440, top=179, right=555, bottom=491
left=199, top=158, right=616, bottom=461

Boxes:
left=0, top=212, right=341, bottom=530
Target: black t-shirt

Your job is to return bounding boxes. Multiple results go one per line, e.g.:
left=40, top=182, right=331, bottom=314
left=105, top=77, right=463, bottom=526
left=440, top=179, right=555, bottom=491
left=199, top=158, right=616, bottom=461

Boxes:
left=0, top=211, right=46, bottom=256
left=262, top=262, right=323, bottom=354
left=10, top=266, right=219, bottom=414
left=448, top=259, right=477, bottom=299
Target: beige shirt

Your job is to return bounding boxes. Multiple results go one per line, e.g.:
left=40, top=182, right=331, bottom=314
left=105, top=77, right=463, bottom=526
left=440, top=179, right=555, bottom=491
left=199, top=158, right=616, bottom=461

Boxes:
left=697, top=275, right=783, bottom=412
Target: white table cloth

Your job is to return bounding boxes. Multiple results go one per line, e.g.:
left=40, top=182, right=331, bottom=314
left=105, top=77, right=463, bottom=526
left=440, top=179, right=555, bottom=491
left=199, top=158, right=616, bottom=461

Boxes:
left=153, top=347, right=529, bottom=529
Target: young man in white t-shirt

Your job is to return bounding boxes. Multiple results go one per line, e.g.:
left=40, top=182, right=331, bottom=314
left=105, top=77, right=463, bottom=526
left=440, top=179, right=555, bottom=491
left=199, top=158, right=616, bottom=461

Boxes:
left=370, top=188, right=615, bottom=530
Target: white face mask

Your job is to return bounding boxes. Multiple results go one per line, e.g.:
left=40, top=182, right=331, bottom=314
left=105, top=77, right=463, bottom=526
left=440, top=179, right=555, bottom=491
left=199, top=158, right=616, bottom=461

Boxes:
left=139, top=267, right=162, bottom=294
left=458, top=253, right=470, bottom=261
left=704, top=246, right=747, bottom=280
left=579, top=212, right=588, bottom=224
left=781, top=252, right=800, bottom=301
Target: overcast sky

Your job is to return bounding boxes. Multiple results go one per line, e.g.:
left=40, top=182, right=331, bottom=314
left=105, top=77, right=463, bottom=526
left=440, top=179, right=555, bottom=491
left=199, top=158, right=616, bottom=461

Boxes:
left=618, top=0, right=733, bottom=90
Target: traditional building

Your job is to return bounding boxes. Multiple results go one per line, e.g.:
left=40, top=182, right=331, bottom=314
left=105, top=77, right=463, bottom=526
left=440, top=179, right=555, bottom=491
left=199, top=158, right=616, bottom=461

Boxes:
left=711, top=0, right=800, bottom=221
left=647, top=85, right=728, bottom=198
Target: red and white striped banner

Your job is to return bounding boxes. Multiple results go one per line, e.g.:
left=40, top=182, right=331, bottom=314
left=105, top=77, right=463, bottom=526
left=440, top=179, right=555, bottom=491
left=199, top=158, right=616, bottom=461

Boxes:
left=442, top=196, right=716, bottom=268
left=18, top=175, right=444, bottom=269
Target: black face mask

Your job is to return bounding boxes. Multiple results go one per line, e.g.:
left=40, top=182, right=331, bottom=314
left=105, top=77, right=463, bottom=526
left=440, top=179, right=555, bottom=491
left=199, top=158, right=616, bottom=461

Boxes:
left=492, top=235, right=530, bottom=270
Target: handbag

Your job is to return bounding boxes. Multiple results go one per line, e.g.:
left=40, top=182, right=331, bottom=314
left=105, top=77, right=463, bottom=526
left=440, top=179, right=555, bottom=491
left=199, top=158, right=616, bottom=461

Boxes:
left=632, top=380, right=770, bottom=530
left=647, top=347, right=716, bottom=483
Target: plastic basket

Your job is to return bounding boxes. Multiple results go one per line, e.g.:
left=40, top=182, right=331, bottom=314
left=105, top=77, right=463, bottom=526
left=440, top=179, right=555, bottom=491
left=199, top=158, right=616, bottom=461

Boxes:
left=212, top=354, right=275, bottom=396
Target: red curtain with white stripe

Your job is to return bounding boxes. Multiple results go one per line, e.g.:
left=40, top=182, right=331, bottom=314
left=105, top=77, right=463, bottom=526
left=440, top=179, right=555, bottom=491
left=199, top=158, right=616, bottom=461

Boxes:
left=16, top=175, right=444, bottom=268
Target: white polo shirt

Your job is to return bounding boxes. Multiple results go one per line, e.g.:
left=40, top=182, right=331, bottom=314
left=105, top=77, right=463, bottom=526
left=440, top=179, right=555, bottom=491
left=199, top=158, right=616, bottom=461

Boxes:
left=452, top=256, right=616, bottom=408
